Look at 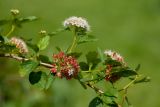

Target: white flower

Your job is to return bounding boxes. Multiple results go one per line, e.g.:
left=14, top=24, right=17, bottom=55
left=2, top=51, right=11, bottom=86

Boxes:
left=104, top=50, right=124, bottom=63
left=68, top=68, right=74, bottom=76
left=10, top=37, right=28, bottom=54
left=63, top=16, right=90, bottom=31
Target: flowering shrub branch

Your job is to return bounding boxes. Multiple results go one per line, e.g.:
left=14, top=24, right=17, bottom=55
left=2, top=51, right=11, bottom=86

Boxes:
left=0, top=9, right=150, bottom=107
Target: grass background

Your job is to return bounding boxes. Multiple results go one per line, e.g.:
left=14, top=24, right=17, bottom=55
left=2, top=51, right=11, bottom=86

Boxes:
left=0, top=0, right=160, bottom=107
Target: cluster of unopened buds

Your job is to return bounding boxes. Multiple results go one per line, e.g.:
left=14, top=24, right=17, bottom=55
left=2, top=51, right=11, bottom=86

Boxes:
left=104, top=50, right=124, bottom=63
left=104, top=50, right=124, bottom=83
left=10, top=37, right=28, bottom=54
left=50, top=52, right=79, bottom=80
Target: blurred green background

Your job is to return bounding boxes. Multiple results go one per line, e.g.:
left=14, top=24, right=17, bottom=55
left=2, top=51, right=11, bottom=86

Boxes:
left=0, top=0, right=160, bottom=107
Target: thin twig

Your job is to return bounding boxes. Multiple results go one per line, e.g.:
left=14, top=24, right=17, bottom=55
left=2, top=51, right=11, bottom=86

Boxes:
left=0, top=54, right=53, bottom=68
left=87, top=83, right=104, bottom=94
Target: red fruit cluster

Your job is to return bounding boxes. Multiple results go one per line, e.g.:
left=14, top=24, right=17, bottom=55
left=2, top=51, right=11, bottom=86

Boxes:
left=105, top=65, right=120, bottom=83
left=50, top=52, right=79, bottom=80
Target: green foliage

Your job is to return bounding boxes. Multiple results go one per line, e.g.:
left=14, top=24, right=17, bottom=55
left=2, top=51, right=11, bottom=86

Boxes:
left=89, top=97, right=103, bottom=107
left=86, top=51, right=101, bottom=69
left=38, top=54, right=51, bottom=63
left=79, top=62, right=89, bottom=71
left=14, top=16, right=38, bottom=27
left=113, top=68, right=137, bottom=77
left=35, top=72, right=54, bottom=90
left=29, top=71, right=42, bottom=85
left=78, top=35, right=98, bottom=45
left=19, top=60, right=39, bottom=77
left=134, top=76, right=150, bottom=84
left=0, top=43, right=19, bottom=54
left=67, top=52, right=82, bottom=58
left=18, top=16, right=38, bottom=23
left=37, top=35, right=50, bottom=51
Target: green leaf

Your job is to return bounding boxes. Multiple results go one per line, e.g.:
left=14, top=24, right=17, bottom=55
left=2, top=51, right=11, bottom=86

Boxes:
left=78, top=35, right=98, bottom=45
left=18, top=16, right=38, bottom=23
left=97, top=47, right=105, bottom=63
left=86, top=51, right=101, bottom=69
left=48, top=28, right=65, bottom=36
left=105, top=58, right=122, bottom=67
left=29, top=71, right=42, bottom=85
left=26, top=42, right=39, bottom=53
left=55, top=46, right=62, bottom=52
left=79, top=62, right=89, bottom=71
left=116, top=69, right=137, bottom=77
left=67, top=52, right=82, bottom=58
left=0, top=43, right=19, bottom=54
left=89, top=97, right=103, bottom=107
left=107, top=101, right=119, bottom=107
left=37, top=35, right=50, bottom=50
left=0, top=35, right=5, bottom=43
left=135, top=64, right=140, bottom=72
left=45, top=73, right=55, bottom=89
left=77, top=73, right=87, bottom=89
left=38, top=54, right=51, bottom=63
left=35, top=72, right=54, bottom=90
left=35, top=72, right=47, bottom=90
left=104, top=92, right=117, bottom=98
left=19, top=60, right=39, bottom=77
left=134, top=76, right=150, bottom=84
left=80, top=78, right=94, bottom=82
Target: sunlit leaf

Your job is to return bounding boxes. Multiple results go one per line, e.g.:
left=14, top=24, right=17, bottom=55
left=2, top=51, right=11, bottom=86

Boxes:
left=37, top=35, right=50, bottom=50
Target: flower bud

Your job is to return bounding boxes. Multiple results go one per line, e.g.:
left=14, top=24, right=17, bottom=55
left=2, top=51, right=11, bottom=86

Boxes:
left=10, top=37, right=28, bottom=54
left=104, top=50, right=124, bottom=63
left=39, top=30, right=47, bottom=35
left=10, top=9, right=20, bottom=16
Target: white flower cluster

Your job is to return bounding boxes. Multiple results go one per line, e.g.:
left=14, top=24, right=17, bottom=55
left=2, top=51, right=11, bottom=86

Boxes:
left=104, top=50, right=124, bottom=63
left=63, top=16, right=90, bottom=31
left=10, top=37, right=28, bottom=54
